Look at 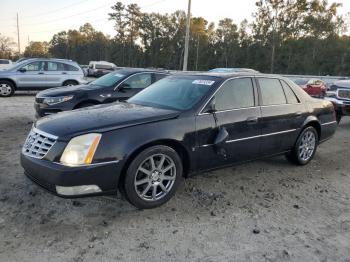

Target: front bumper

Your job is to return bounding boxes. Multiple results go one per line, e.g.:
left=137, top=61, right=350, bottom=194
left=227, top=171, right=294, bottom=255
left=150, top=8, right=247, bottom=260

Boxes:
left=21, top=153, right=122, bottom=198
left=324, top=97, right=350, bottom=116
left=34, top=102, right=63, bottom=118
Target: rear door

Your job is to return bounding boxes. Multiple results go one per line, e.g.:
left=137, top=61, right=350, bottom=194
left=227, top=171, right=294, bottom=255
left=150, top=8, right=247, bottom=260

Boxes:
left=257, top=77, right=304, bottom=155
left=45, top=62, right=66, bottom=87
left=195, top=77, right=261, bottom=171
left=16, top=61, right=47, bottom=89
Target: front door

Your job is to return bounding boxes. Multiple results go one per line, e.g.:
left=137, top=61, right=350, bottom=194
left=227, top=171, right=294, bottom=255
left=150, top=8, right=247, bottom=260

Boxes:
left=195, top=77, right=261, bottom=171
left=16, top=61, right=46, bottom=89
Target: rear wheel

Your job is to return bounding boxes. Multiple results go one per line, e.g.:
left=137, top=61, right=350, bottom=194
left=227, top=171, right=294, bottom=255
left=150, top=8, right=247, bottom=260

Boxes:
left=123, top=145, right=183, bottom=209
left=0, top=80, right=15, bottom=97
left=63, top=80, right=78, bottom=86
left=286, top=126, right=318, bottom=165
left=336, top=112, right=342, bottom=124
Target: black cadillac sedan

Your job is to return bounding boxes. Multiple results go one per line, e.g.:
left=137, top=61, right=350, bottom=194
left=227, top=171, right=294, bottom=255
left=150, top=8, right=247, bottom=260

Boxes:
left=34, top=68, right=169, bottom=117
left=21, top=73, right=337, bottom=209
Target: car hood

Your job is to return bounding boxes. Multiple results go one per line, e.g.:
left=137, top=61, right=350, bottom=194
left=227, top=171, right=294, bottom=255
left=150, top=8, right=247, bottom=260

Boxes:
left=37, top=84, right=94, bottom=97
left=35, top=102, right=180, bottom=139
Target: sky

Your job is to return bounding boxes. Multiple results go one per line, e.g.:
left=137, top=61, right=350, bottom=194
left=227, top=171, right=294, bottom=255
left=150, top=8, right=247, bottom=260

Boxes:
left=1, top=0, right=349, bottom=52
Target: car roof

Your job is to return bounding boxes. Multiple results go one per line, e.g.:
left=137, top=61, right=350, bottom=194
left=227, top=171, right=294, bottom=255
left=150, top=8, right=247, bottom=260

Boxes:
left=170, top=71, right=274, bottom=80
left=117, top=67, right=169, bottom=74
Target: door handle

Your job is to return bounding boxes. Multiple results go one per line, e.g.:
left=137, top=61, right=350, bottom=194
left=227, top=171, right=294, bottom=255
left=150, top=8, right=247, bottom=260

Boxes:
left=62, top=72, right=67, bottom=74
left=246, top=117, right=258, bottom=124
left=38, top=72, right=44, bottom=75
left=296, top=111, right=303, bottom=116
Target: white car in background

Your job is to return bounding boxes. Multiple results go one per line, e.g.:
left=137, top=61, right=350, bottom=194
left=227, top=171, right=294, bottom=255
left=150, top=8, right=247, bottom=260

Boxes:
left=0, top=59, right=13, bottom=70
left=88, top=61, right=117, bottom=77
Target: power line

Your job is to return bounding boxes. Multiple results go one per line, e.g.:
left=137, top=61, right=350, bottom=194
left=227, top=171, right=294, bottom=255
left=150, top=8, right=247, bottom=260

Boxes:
left=22, top=0, right=90, bottom=18
left=22, top=2, right=115, bottom=27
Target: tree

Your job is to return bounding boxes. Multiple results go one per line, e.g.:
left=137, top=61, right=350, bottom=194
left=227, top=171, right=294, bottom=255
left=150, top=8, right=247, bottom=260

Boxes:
left=0, top=34, right=16, bottom=58
left=24, top=41, right=50, bottom=57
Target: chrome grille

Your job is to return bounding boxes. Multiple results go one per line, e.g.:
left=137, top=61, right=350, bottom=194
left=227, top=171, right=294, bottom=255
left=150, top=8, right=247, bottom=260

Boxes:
left=338, top=89, right=350, bottom=100
left=22, top=127, right=57, bottom=159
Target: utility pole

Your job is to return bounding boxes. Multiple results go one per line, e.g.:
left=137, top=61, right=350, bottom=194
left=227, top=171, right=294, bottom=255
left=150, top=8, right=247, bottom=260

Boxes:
left=16, top=13, right=20, bottom=54
left=182, top=0, right=191, bottom=71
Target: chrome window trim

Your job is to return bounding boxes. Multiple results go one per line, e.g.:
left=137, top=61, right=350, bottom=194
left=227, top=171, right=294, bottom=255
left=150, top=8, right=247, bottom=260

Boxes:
left=198, top=76, right=256, bottom=116
left=199, top=129, right=297, bottom=147
left=113, top=72, right=154, bottom=91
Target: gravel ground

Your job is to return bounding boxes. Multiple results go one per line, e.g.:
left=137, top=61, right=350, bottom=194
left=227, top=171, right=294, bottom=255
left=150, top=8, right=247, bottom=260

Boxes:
left=0, top=94, right=349, bottom=262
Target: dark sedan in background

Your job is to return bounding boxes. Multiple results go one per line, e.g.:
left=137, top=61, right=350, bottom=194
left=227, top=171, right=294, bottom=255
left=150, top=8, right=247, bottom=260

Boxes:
left=34, top=68, right=169, bottom=117
left=21, top=72, right=337, bottom=209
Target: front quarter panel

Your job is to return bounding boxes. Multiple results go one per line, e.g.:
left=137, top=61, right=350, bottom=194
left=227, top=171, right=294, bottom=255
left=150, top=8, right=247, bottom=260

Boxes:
left=93, top=116, right=196, bottom=173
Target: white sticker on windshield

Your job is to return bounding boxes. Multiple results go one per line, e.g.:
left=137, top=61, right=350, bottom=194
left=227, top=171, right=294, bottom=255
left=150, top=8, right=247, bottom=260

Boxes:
left=192, top=80, right=215, bottom=86
left=114, top=73, right=124, bottom=77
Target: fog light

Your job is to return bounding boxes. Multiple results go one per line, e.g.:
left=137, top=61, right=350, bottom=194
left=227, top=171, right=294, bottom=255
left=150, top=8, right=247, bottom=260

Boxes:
left=56, top=185, right=102, bottom=196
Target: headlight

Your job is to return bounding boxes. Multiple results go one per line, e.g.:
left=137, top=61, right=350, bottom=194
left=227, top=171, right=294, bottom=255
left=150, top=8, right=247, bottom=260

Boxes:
left=60, top=133, right=101, bottom=166
left=43, top=95, right=74, bottom=105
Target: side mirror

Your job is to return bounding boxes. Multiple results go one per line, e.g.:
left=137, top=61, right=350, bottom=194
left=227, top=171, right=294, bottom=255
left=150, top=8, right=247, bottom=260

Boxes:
left=18, top=68, right=26, bottom=73
left=204, top=99, right=216, bottom=113
left=117, top=82, right=130, bottom=90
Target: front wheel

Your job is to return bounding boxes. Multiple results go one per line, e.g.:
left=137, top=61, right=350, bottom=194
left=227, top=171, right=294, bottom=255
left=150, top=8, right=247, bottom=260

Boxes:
left=336, top=112, right=342, bottom=124
left=0, top=80, right=15, bottom=97
left=286, top=126, right=318, bottom=165
left=123, top=145, right=183, bottom=209
left=63, top=80, right=78, bottom=86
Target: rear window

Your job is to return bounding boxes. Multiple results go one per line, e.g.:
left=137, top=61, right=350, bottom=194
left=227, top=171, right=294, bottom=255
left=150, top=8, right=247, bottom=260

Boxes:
left=280, top=80, right=299, bottom=104
left=258, top=78, right=287, bottom=106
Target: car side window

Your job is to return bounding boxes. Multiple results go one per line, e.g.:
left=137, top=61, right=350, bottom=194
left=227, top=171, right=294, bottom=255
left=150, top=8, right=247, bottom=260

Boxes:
left=154, top=73, right=168, bottom=82
left=22, top=61, right=45, bottom=71
left=47, top=62, right=65, bottom=71
left=65, top=64, right=79, bottom=71
left=123, top=73, right=152, bottom=89
left=280, top=80, right=299, bottom=104
left=214, top=78, right=255, bottom=111
left=258, top=78, right=287, bottom=106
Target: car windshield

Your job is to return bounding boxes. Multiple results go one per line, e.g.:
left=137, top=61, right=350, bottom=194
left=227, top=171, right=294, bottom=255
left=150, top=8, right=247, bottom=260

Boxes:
left=89, top=71, right=126, bottom=88
left=128, top=76, right=215, bottom=110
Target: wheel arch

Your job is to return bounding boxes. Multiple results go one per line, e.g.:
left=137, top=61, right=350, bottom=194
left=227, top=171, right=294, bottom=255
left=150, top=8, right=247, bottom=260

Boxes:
left=0, top=78, right=17, bottom=89
left=62, top=79, right=79, bottom=86
left=120, top=139, right=191, bottom=183
left=301, top=116, right=321, bottom=140
left=74, top=100, right=100, bottom=109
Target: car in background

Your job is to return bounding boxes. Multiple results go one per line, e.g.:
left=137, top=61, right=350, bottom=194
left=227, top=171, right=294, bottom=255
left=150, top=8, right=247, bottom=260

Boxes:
left=0, top=59, right=13, bottom=70
left=88, top=61, right=117, bottom=77
left=292, top=78, right=327, bottom=98
left=209, top=68, right=259, bottom=73
left=34, top=68, right=169, bottom=117
left=0, top=58, right=87, bottom=97
left=325, top=80, right=350, bottom=123
left=302, top=79, right=327, bottom=98
left=21, top=72, right=337, bottom=209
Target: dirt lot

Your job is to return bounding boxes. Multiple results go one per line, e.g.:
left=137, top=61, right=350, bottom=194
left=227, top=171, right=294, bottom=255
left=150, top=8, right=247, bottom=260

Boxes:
left=0, top=94, right=349, bottom=262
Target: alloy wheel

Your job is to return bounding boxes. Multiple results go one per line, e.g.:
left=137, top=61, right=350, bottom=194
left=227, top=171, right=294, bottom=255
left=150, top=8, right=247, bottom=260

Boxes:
left=134, top=153, right=176, bottom=201
left=298, top=130, right=316, bottom=161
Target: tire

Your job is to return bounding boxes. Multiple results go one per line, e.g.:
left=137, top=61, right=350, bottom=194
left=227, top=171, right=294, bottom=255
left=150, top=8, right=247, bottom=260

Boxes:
left=123, top=145, right=183, bottom=209
left=0, top=80, right=15, bottom=97
left=285, top=126, right=318, bottom=165
left=63, top=80, right=78, bottom=86
left=336, top=112, right=342, bottom=124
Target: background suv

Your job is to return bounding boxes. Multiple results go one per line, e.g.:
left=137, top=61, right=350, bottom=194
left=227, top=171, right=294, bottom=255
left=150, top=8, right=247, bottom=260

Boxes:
left=0, top=58, right=86, bottom=97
